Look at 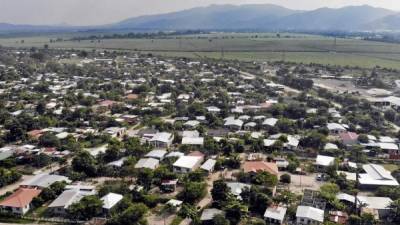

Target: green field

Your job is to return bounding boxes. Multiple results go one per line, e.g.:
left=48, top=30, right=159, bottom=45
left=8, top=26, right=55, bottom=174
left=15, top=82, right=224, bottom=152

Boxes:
left=2, top=33, right=400, bottom=69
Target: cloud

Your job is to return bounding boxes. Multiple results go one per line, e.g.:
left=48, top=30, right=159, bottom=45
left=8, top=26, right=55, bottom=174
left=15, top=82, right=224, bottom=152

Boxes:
left=0, top=0, right=398, bottom=25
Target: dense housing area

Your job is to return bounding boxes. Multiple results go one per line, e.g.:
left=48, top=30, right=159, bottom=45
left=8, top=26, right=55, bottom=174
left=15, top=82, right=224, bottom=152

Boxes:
left=0, top=47, right=399, bottom=225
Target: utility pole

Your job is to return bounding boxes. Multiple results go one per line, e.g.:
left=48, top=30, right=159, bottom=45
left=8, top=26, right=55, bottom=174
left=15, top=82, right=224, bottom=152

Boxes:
left=354, top=148, right=360, bottom=216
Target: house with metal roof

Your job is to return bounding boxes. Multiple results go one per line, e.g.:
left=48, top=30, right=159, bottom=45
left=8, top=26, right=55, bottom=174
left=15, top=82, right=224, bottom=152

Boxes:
left=20, top=173, right=71, bottom=189
left=359, top=164, right=399, bottom=188
left=48, top=189, right=92, bottom=215
left=181, top=137, right=204, bottom=146
left=149, top=132, right=174, bottom=148
left=173, top=156, right=203, bottom=173
left=135, top=158, right=160, bottom=170
left=200, top=159, right=216, bottom=173
left=296, top=205, right=324, bottom=225
left=264, top=205, right=287, bottom=225
left=145, top=149, right=167, bottom=160
left=101, top=193, right=123, bottom=213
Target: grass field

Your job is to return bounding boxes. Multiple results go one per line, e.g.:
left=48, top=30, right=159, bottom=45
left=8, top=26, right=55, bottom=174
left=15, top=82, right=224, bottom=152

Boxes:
left=2, top=33, right=400, bottom=69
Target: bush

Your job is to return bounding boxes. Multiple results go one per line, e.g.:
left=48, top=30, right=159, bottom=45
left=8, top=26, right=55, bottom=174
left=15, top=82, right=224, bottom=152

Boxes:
left=280, top=174, right=291, bottom=183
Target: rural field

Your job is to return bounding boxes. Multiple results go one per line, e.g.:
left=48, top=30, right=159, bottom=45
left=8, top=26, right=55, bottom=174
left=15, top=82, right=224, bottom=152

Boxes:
left=2, top=33, right=400, bottom=69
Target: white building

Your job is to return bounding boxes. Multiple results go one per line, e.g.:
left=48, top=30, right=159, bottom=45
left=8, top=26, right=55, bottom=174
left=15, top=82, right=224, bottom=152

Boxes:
left=149, top=132, right=174, bottom=148
left=264, top=205, right=287, bottom=224
left=173, top=156, right=203, bottom=173
left=296, top=205, right=324, bottom=225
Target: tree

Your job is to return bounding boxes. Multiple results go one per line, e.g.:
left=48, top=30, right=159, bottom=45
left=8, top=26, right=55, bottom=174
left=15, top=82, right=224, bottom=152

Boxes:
left=225, top=200, right=248, bottom=225
left=137, top=168, right=154, bottom=190
left=68, top=195, right=103, bottom=220
left=252, top=171, right=278, bottom=187
left=39, top=132, right=60, bottom=148
left=179, top=182, right=207, bottom=204
left=72, top=151, right=97, bottom=177
left=389, top=199, right=400, bottom=222
left=280, top=174, right=291, bottom=183
left=213, top=214, right=230, bottom=225
left=108, top=203, right=149, bottom=225
left=320, top=183, right=340, bottom=202
left=211, top=180, right=231, bottom=206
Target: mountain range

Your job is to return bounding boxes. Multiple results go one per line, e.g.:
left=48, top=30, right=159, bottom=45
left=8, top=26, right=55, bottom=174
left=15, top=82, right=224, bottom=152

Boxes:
left=1, top=4, right=400, bottom=33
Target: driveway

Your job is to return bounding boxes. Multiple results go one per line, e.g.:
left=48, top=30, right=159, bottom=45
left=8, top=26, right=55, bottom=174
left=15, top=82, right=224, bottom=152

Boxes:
left=280, top=172, right=323, bottom=194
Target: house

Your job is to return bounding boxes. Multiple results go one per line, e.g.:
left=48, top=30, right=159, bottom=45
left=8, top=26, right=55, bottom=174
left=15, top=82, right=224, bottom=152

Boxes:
left=173, top=156, right=203, bottom=173
left=200, top=159, right=217, bottom=173
left=0, top=146, right=15, bottom=161
left=20, top=174, right=71, bottom=189
left=296, top=205, right=324, bottom=225
left=0, top=188, right=42, bottom=215
left=48, top=189, right=91, bottom=215
left=104, top=127, right=126, bottom=138
left=226, top=182, right=251, bottom=199
left=274, top=157, right=289, bottom=169
left=145, top=150, right=167, bottom=160
left=358, top=164, right=399, bottom=188
left=336, top=193, right=393, bottom=219
left=161, top=179, right=178, bottom=192
left=327, top=123, right=347, bottom=135
left=315, top=155, right=335, bottom=171
left=135, top=158, right=160, bottom=170
left=329, top=211, right=348, bottom=224
left=264, top=205, right=287, bottom=224
left=107, top=157, right=127, bottom=168
left=182, top=137, right=204, bottom=146
left=183, top=120, right=200, bottom=128
left=339, top=132, right=359, bottom=146
left=149, top=132, right=174, bottom=148
left=200, top=208, right=224, bottom=222
left=263, top=118, right=278, bottom=127
left=182, top=130, right=200, bottom=138
left=224, top=117, right=243, bottom=130
left=242, top=161, right=279, bottom=176
left=101, top=193, right=123, bottom=214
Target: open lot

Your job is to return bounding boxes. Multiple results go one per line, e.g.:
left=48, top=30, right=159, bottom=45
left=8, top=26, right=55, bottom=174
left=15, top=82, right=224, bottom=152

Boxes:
left=2, top=33, right=400, bottom=69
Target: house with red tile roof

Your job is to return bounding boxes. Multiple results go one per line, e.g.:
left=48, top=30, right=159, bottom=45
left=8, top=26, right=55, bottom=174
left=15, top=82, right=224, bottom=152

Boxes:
left=0, top=188, right=42, bottom=215
left=243, top=161, right=279, bottom=176
left=339, top=132, right=359, bottom=146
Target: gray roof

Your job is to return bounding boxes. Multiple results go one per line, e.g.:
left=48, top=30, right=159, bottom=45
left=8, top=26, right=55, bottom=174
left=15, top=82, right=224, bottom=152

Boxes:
left=296, top=206, right=324, bottom=222
left=48, top=189, right=88, bottom=208
left=200, top=208, right=224, bottom=221
left=21, top=174, right=70, bottom=188
left=226, top=182, right=251, bottom=196
left=135, top=158, right=159, bottom=170
left=145, top=150, right=167, bottom=159
left=200, top=159, right=216, bottom=171
left=264, top=206, right=287, bottom=221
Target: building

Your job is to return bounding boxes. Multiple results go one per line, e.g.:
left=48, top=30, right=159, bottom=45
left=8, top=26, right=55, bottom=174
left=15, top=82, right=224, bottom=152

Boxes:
left=339, top=132, right=359, bottom=146
left=226, top=182, right=251, bottom=199
left=242, top=161, right=279, bottom=176
left=200, top=159, right=217, bottom=173
left=101, top=193, right=123, bottom=214
left=173, top=156, right=203, bottom=173
left=315, top=155, right=335, bottom=171
left=264, top=205, right=287, bottom=224
left=0, top=188, right=42, bottom=215
left=200, top=208, right=224, bottom=222
left=135, top=158, right=160, bottom=170
left=149, top=132, right=174, bottom=148
left=48, top=189, right=91, bottom=215
left=145, top=150, right=167, bottom=160
left=359, top=164, right=399, bottom=188
left=296, top=205, right=324, bottom=225
left=327, top=123, right=347, bottom=135
left=20, top=174, right=71, bottom=189
left=182, top=136, right=204, bottom=145
left=329, top=211, right=348, bottom=224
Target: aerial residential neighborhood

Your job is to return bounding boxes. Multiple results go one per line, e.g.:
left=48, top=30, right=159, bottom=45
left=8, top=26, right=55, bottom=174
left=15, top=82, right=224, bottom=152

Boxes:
left=1, top=1, right=400, bottom=225
left=0, top=47, right=399, bottom=225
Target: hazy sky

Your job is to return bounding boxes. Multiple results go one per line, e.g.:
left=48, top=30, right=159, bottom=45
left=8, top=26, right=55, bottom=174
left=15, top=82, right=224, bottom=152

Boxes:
left=1, top=0, right=399, bottom=26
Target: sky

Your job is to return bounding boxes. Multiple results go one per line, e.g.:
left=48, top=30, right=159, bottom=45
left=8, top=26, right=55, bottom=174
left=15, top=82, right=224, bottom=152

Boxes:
left=0, top=0, right=399, bottom=26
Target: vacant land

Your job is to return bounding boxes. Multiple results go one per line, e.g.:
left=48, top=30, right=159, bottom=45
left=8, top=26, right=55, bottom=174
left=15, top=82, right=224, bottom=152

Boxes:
left=2, top=33, right=400, bottom=69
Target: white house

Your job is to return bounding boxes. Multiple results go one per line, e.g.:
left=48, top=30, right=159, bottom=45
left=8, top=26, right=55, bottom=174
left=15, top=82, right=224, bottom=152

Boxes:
left=173, top=156, right=203, bottom=173
left=149, top=132, right=174, bottom=148
left=264, top=205, right=287, bottom=224
left=135, top=158, right=160, bottom=170
left=101, top=193, right=123, bottom=213
left=296, top=205, right=324, bottom=225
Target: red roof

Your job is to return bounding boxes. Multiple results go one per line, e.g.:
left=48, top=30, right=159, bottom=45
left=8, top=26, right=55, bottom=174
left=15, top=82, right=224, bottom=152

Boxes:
left=98, top=100, right=117, bottom=107
left=339, top=132, right=358, bottom=141
left=188, top=151, right=205, bottom=158
left=125, top=94, right=139, bottom=100
left=243, top=161, right=279, bottom=175
left=0, top=188, right=41, bottom=208
left=27, top=130, right=44, bottom=138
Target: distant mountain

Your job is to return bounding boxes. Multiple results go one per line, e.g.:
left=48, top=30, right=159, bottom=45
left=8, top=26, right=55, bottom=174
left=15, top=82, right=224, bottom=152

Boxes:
left=271, top=5, right=395, bottom=30
left=114, top=4, right=397, bottom=31
left=365, top=14, right=400, bottom=30
left=0, top=4, right=399, bottom=33
left=115, top=4, right=301, bottom=30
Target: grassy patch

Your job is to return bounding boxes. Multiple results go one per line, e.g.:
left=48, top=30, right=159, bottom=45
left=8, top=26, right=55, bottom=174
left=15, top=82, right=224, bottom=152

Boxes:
left=170, top=216, right=184, bottom=225
left=382, top=164, right=399, bottom=172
